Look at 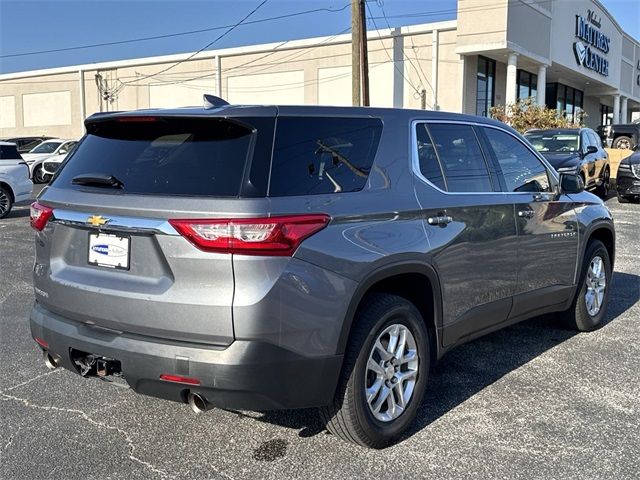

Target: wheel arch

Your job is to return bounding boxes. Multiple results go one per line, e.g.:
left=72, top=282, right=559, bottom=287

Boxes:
left=336, top=262, right=443, bottom=362
left=0, top=181, right=15, bottom=202
left=580, top=222, right=615, bottom=277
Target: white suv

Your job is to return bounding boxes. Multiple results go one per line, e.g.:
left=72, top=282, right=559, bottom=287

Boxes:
left=0, top=142, right=33, bottom=218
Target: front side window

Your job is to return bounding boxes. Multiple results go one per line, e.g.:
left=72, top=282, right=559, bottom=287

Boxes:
left=427, top=123, right=493, bottom=192
left=485, top=128, right=551, bottom=193
left=587, top=131, right=601, bottom=149
left=269, top=117, right=382, bottom=196
left=0, top=144, right=22, bottom=160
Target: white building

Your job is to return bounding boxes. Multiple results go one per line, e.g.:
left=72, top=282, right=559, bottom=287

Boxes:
left=1, top=0, right=638, bottom=139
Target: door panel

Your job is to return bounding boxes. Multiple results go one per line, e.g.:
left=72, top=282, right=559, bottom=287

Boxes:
left=479, top=126, right=579, bottom=317
left=413, top=122, right=518, bottom=347
left=421, top=200, right=518, bottom=345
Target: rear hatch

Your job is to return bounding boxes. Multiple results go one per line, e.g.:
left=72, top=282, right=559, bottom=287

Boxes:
left=33, top=110, right=276, bottom=346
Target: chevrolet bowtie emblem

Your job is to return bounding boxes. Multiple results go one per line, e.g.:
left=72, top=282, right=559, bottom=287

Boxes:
left=87, top=215, right=110, bottom=227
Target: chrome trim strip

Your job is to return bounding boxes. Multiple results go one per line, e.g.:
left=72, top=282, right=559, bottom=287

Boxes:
left=410, top=119, right=560, bottom=195
left=51, top=209, right=178, bottom=235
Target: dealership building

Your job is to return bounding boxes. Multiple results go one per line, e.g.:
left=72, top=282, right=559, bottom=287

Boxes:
left=1, top=0, right=639, bottom=139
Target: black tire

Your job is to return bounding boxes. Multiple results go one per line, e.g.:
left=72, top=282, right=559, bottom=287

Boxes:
left=0, top=185, right=13, bottom=219
left=319, top=293, right=430, bottom=448
left=564, top=240, right=611, bottom=331
left=617, top=192, right=630, bottom=204
left=612, top=136, right=632, bottom=150
left=33, top=165, right=46, bottom=184
left=595, top=167, right=610, bottom=198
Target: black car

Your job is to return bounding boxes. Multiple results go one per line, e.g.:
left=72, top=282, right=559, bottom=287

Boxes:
left=616, top=147, right=640, bottom=203
left=1, top=136, right=54, bottom=154
left=525, top=128, right=610, bottom=198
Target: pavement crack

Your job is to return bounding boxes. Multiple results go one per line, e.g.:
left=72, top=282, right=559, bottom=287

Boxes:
left=0, top=369, right=62, bottom=394
left=0, top=391, right=174, bottom=479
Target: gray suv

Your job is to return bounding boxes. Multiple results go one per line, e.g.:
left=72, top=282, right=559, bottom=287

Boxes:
left=30, top=105, right=614, bottom=448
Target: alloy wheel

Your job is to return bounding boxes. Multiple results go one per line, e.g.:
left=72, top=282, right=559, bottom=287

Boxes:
left=364, top=323, right=419, bottom=422
left=585, top=255, right=606, bottom=316
left=0, top=189, right=9, bottom=216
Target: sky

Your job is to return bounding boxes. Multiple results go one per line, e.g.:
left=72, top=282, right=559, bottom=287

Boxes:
left=0, top=0, right=638, bottom=75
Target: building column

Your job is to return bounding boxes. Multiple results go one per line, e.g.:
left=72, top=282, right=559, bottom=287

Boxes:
left=620, top=96, right=628, bottom=123
left=536, top=64, right=547, bottom=106
left=506, top=52, right=518, bottom=105
left=613, top=94, right=620, bottom=124
left=392, top=28, right=405, bottom=108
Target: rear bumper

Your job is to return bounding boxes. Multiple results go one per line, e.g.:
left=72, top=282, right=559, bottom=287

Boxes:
left=30, top=302, right=343, bottom=410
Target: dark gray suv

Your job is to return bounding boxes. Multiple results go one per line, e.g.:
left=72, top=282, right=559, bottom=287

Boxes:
left=30, top=104, right=615, bottom=448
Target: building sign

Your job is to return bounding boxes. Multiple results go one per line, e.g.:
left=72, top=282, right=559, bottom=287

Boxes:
left=573, top=10, right=610, bottom=76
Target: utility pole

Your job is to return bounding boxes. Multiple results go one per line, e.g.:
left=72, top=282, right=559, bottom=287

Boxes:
left=352, top=0, right=370, bottom=106
left=359, top=0, right=369, bottom=106
left=351, top=0, right=361, bottom=106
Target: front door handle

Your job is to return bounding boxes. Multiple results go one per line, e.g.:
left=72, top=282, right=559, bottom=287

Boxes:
left=427, top=215, right=453, bottom=226
left=518, top=210, right=535, bottom=219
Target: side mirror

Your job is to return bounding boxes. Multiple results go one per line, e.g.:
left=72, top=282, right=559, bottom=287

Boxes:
left=559, top=173, right=584, bottom=194
left=586, top=145, right=598, bottom=154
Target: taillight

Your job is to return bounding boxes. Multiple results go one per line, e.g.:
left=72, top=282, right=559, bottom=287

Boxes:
left=30, top=202, right=53, bottom=231
left=169, top=214, right=330, bottom=256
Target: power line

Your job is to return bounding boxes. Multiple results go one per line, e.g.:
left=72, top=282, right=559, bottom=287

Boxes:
left=375, top=1, right=435, bottom=99
left=364, top=1, right=423, bottom=102
left=116, top=0, right=270, bottom=88
left=0, top=0, right=551, bottom=61
left=0, top=4, right=350, bottom=59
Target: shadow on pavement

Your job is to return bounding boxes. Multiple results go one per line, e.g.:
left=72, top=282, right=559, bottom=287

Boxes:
left=242, top=270, right=638, bottom=443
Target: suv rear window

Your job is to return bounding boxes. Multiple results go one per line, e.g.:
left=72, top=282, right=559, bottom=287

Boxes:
left=0, top=144, right=22, bottom=160
left=268, top=116, right=382, bottom=196
left=53, top=116, right=274, bottom=197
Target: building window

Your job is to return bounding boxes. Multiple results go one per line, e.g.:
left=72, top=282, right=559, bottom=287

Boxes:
left=516, top=70, right=538, bottom=100
left=545, top=83, right=584, bottom=122
left=476, top=56, right=495, bottom=117
left=601, top=105, right=613, bottom=125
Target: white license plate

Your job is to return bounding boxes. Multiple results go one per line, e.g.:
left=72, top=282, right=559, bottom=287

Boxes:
left=88, top=233, right=130, bottom=270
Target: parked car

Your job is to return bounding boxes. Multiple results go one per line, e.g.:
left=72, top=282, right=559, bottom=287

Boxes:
left=22, top=139, right=77, bottom=183
left=41, top=143, right=78, bottom=182
left=603, top=119, right=640, bottom=150
left=1, top=136, right=54, bottom=154
left=30, top=105, right=615, bottom=448
left=525, top=128, right=610, bottom=198
left=615, top=146, right=640, bottom=203
left=0, top=142, right=33, bottom=218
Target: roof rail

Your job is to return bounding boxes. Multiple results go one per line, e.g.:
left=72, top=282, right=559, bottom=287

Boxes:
left=203, top=94, right=229, bottom=109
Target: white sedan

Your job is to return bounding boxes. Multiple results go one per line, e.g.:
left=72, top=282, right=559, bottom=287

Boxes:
left=22, top=139, right=77, bottom=183
left=0, top=142, right=33, bottom=219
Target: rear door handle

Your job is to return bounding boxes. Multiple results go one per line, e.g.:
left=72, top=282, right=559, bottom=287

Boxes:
left=518, top=210, right=535, bottom=219
left=427, top=215, right=453, bottom=226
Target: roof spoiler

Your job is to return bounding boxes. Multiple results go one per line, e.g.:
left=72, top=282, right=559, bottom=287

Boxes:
left=203, top=94, right=229, bottom=109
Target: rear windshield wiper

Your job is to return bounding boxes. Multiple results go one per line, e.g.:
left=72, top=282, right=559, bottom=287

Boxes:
left=72, top=173, right=124, bottom=189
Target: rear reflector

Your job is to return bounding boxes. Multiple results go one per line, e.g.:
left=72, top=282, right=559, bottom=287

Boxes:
left=30, top=202, right=54, bottom=231
left=169, top=214, right=330, bottom=256
left=159, top=374, right=201, bottom=385
left=34, top=337, right=49, bottom=348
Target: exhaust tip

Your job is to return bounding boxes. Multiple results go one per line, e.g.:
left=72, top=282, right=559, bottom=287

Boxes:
left=43, top=351, right=60, bottom=370
left=188, top=392, right=209, bottom=414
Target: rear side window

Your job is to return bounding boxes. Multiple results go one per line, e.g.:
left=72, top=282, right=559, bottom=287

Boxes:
left=0, top=144, right=22, bottom=159
left=53, top=116, right=274, bottom=197
left=268, top=116, right=382, bottom=196
left=483, top=127, right=551, bottom=193
left=415, top=123, right=446, bottom=190
left=426, top=123, right=493, bottom=192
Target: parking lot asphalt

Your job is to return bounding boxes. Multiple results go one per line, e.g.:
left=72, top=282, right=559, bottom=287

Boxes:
left=1, top=186, right=638, bottom=480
